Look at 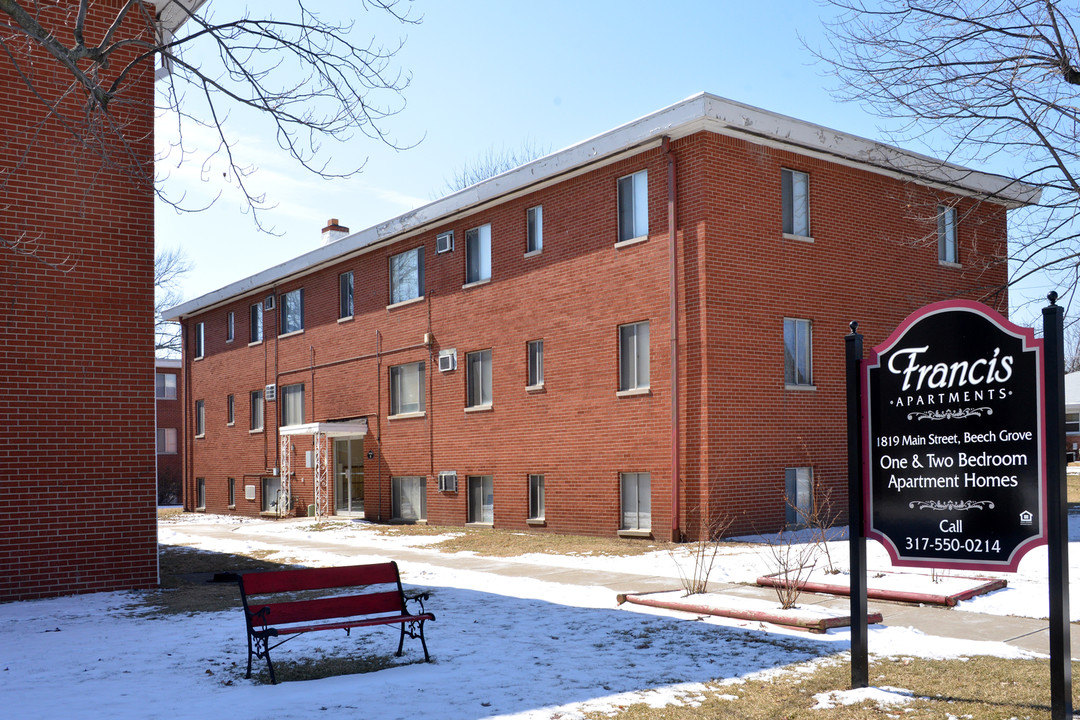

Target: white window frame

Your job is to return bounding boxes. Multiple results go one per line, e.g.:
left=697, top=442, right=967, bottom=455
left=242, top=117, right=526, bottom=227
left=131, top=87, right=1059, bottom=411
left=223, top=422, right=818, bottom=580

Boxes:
left=391, top=476, right=427, bottom=521
left=194, top=399, right=205, bottom=437
left=784, top=317, right=813, bottom=388
left=196, top=478, right=206, bottom=510
left=389, top=247, right=424, bottom=305
left=193, top=322, right=205, bottom=359
left=226, top=394, right=235, bottom=426
left=280, top=383, right=304, bottom=427
left=527, top=339, right=544, bottom=388
left=155, top=373, right=177, bottom=400
left=465, top=224, right=491, bottom=285
left=156, top=428, right=177, bottom=454
left=618, top=321, right=650, bottom=392
left=526, top=205, right=543, bottom=254
left=250, top=390, right=264, bottom=431
left=249, top=302, right=263, bottom=343
left=782, top=168, right=810, bottom=238
left=466, top=349, right=493, bottom=409
left=280, top=288, right=304, bottom=335
left=1067, top=412, right=1080, bottom=434
left=226, top=311, right=234, bottom=343
left=390, top=361, right=426, bottom=416
left=467, top=475, right=494, bottom=524
left=339, top=271, right=354, bottom=319
left=938, top=205, right=958, bottom=264
left=528, top=474, right=545, bottom=521
left=617, top=170, right=648, bottom=244
left=785, top=467, right=814, bottom=526
left=228, top=477, right=236, bottom=507
left=620, top=472, right=651, bottom=531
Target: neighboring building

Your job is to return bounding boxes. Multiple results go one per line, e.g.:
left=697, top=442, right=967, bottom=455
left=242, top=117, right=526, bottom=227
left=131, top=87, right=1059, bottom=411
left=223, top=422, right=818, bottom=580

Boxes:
left=1064, top=370, right=1080, bottom=462
left=0, top=1, right=200, bottom=602
left=166, top=93, right=1036, bottom=541
left=156, top=358, right=185, bottom=504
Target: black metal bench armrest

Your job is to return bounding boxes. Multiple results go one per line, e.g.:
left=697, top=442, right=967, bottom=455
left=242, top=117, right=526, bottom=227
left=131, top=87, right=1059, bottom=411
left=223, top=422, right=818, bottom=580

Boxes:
left=403, top=590, right=430, bottom=614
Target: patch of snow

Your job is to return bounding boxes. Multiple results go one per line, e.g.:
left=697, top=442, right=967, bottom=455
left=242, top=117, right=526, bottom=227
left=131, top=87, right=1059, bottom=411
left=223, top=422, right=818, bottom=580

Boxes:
left=812, top=685, right=916, bottom=710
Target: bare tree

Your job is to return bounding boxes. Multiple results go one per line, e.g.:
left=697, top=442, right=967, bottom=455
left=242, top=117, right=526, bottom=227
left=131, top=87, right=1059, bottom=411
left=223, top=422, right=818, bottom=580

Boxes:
left=0, top=0, right=419, bottom=235
left=813, top=1, right=1080, bottom=308
left=442, top=138, right=550, bottom=194
left=155, top=246, right=191, bottom=355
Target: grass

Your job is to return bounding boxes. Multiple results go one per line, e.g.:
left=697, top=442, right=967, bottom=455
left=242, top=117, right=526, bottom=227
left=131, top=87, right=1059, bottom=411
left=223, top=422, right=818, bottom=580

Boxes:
left=1068, top=471, right=1080, bottom=506
left=586, top=656, right=1080, bottom=720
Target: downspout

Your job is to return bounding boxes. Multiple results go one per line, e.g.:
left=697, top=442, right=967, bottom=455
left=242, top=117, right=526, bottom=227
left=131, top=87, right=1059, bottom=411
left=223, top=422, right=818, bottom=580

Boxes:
left=663, top=136, right=681, bottom=543
left=376, top=329, right=383, bottom=521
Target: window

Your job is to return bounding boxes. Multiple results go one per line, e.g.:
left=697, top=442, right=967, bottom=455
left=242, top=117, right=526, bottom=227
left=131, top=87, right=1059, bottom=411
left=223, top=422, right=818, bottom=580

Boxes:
left=156, top=428, right=177, bottom=454
left=228, top=478, right=236, bottom=507
left=785, top=467, right=813, bottom=526
left=226, top=311, right=234, bottom=342
left=155, top=373, right=177, bottom=400
left=527, top=339, right=544, bottom=388
left=468, top=475, right=494, bottom=524
left=250, top=390, right=264, bottom=431
left=392, top=476, right=427, bottom=521
left=1068, top=412, right=1080, bottom=434
left=621, top=472, right=651, bottom=531
left=527, top=205, right=543, bottom=253
left=465, top=224, right=491, bottom=284
left=784, top=318, right=813, bottom=387
left=390, top=362, right=425, bottom=416
left=250, top=303, right=263, bottom=343
left=262, top=476, right=282, bottom=513
left=782, top=168, right=810, bottom=237
left=340, top=271, right=354, bottom=318
left=528, top=474, right=545, bottom=521
left=280, top=288, right=304, bottom=334
left=619, top=321, right=650, bottom=392
left=617, top=170, right=648, bottom=242
left=390, top=247, right=424, bottom=304
left=194, top=399, right=205, bottom=437
left=193, top=322, right=205, bottom=358
left=196, top=478, right=206, bottom=510
left=938, top=205, right=958, bottom=264
left=226, top=394, right=235, bottom=425
left=281, top=383, right=304, bottom=426
left=466, top=349, right=493, bottom=408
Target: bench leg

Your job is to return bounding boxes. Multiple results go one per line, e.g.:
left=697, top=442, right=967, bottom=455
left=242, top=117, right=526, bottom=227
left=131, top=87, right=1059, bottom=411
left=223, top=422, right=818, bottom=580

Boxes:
left=247, top=633, right=277, bottom=684
left=396, top=623, right=405, bottom=657
left=417, top=620, right=431, bottom=662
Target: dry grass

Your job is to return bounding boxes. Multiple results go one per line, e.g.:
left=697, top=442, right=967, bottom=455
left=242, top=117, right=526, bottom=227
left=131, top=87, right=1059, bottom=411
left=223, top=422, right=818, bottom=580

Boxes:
left=428, top=526, right=674, bottom=557
left=586, top=657, right=1080, bottom=720
left=1068, top=472, right=1080, bottom=506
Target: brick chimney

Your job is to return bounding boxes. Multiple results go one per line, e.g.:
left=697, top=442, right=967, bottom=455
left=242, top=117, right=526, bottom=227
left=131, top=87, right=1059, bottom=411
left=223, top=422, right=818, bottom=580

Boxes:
left=321, top=218, right=349, bottom=245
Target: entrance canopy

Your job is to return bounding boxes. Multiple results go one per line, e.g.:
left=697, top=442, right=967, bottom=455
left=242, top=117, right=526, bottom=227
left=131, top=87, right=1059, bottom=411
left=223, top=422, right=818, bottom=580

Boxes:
left=278, top=419, right=369, bottom=437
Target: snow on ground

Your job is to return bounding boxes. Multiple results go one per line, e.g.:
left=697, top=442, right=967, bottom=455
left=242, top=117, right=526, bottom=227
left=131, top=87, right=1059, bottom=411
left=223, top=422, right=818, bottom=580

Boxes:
left=0, top=514, right=1067, bottom=720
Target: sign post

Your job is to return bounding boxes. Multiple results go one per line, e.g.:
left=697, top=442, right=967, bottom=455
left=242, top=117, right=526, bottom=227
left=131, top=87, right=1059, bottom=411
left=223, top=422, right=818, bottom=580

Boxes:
left=845, top=322, right=868, bottom=689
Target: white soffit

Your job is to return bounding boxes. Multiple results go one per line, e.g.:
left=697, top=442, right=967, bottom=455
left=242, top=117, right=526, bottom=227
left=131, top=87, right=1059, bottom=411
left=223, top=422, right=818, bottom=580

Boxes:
left=165, top=92, right=1039, bottom=320
left=278, top=421, right=369, bottom=437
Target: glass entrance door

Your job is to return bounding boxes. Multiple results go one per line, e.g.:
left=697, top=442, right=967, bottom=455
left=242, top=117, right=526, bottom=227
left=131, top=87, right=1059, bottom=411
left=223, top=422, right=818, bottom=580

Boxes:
left=333, top=438, right=364, bottom=515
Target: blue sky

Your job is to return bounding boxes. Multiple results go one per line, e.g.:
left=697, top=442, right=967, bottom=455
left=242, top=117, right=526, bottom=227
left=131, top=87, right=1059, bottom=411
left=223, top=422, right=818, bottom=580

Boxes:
left=155, top=1, right=1047, bottom=323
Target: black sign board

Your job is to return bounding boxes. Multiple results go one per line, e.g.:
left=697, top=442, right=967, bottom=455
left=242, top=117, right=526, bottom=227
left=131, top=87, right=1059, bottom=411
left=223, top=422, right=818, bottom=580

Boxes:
left=864, top=300, right=1047, bottom=571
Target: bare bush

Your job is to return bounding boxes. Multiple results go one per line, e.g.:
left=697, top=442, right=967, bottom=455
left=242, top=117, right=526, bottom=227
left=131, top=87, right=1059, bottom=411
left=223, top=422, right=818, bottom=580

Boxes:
left=765, top=532, right=819, bottom=610
left=669, top=511, right=734, bottom=596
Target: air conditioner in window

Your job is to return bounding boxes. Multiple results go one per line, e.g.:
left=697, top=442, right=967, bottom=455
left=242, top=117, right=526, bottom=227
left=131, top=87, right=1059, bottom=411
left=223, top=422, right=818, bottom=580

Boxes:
left=265, top=383, right=277, bottom=401
left=437, top=471, right=458, bottom=493
left=263, top=295, right=276, bottom=310
left=438, top=349, right=457, bottom=372
left=436, top=231, right=454, bottom=254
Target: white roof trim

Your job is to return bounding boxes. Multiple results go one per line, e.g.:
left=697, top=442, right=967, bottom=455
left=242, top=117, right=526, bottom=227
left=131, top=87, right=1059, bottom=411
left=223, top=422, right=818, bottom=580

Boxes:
left=165, top=92, right=1040, bottom=320
left=155, top=0, right=207, bottom=34
left=278, top=420, right=369, bottom=437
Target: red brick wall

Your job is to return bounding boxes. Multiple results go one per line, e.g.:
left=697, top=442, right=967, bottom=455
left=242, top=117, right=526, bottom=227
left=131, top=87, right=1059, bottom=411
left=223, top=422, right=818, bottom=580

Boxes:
left=0, top=2, right=158, bottom=601
left=156, top=364, right=184, bottom=504
left=183, top=130, right=1009, bottom=541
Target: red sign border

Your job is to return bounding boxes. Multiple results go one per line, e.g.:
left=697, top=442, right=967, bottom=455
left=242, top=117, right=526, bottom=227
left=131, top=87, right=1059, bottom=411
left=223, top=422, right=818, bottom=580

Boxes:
left=862, top=299, right=1048, bottom=572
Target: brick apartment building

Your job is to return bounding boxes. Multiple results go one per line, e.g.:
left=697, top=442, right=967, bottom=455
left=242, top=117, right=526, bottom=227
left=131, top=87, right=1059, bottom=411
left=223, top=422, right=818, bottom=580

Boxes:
left=167, top=93, right=1036, bottom=541
left=156, top=358, right=185, bottom=504
left=0, top=1, right=200, bottom=602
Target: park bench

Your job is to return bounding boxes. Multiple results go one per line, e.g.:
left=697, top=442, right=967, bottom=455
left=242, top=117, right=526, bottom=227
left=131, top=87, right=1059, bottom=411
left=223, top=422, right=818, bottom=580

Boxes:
left=237, top=561, right=435, bottom=683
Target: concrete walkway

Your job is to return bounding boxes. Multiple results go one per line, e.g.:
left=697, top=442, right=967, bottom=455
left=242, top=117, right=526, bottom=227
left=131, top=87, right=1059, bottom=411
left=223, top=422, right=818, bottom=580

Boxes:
left=164, top=520, right=1071, bottom=658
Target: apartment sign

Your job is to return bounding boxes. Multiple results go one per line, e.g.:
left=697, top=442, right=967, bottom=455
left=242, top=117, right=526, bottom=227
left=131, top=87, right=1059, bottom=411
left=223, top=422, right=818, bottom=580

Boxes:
left=864, top=300, right=1046, bottom=572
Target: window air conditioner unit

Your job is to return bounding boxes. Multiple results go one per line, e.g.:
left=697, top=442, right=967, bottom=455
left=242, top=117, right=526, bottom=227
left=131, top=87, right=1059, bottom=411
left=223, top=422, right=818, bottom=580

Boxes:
left=265, top=383, right=277, bottom=401
left=436, top=231, right=454, bottom=254
left=438, top=349, right=457, bottom=372
left=244, top=485, right=256, bottom=501
left=264, top=295, right=276, bottom=310
left=437, top=471, right=458, bottom=493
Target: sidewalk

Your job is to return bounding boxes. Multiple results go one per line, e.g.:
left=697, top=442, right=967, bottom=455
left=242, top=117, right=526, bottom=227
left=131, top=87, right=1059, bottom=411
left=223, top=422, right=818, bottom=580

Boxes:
left=163, top=519, right=1068, bottom=658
